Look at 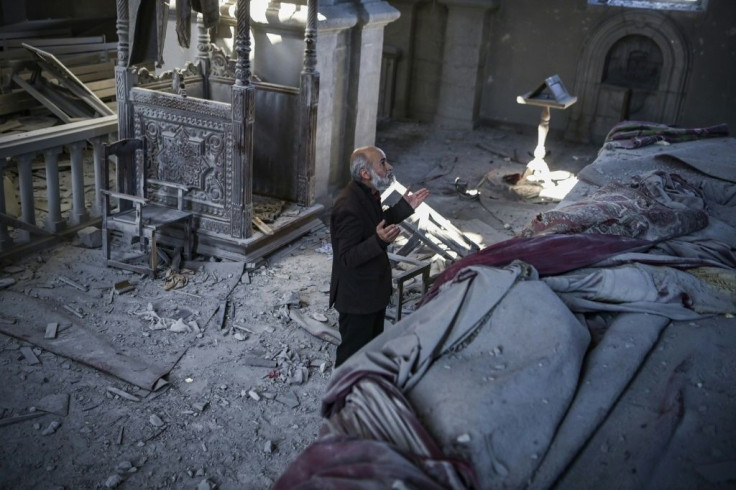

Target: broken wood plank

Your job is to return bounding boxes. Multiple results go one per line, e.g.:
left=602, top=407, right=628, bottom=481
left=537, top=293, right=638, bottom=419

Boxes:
left=58, top=275, right=87, bottom=292
left=20, top=346, right=40, bottom=365
left=252, top=216, right=274, bottom=235
left=0, top=411, right=46, bottom=427
left=0, top=212, right=55, bottom=236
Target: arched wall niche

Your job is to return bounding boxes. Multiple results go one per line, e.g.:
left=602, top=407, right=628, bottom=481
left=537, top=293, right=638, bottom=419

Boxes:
left=565, top=10, right=690, bottom=143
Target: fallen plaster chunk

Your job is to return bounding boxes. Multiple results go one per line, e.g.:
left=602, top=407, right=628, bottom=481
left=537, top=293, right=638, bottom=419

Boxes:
left=44, top=322, right=58, bottom=339
left=104, top=474, right=124, bottom=488
left=0, top=277, right=15, bottom=289
left=264, top=440, right=274, bottom=453
left=192, top=401, right=209, bottom=413
left=149, top=414, right=165, bottom=427
left=248, top=390, right=261, bottom=401
left=41, top=420, right=61, bottom=435
left=37, top=393, right=70, bottom=416
left=169, top=318, right=191, bottom=333
left=77, top=226, right=102, bottom=248
left=275, top=392, right=300, bottom=409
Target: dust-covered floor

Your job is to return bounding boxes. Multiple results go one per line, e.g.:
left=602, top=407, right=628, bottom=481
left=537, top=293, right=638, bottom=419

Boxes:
left=0, top=122, right=601, bottom=489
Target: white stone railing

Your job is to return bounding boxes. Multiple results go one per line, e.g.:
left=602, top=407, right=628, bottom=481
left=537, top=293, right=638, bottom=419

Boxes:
left=0, top=115, right=118, bottom=258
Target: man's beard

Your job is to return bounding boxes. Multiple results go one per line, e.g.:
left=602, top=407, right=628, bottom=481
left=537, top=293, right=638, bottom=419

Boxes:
left=370, top=168, right=394, bottom=191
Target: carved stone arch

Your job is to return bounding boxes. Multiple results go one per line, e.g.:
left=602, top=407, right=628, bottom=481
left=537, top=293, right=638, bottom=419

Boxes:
left=565, top=11, right=690, bottom=143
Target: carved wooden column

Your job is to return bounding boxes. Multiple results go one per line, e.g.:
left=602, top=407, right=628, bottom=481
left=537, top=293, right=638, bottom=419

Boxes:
left=297, top=0, right=319, bottom=207
left=197, top=13, right=212, bottom=100
left=115, top=0, right=136, bottom=208
left=231, top=0, right=255, bottom=238
left=43, top=147, right=65, bottom=232
left=15, top=153, right=35, bottom=242
left=0, top=163, right=13, bottom=250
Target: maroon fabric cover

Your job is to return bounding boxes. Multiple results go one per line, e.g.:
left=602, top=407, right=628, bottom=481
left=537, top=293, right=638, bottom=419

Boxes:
left=520, top=173, right=708, bottom=240
left=273, top=434, right=453, bottom=490
left=422, top=234, right=652, bottom=305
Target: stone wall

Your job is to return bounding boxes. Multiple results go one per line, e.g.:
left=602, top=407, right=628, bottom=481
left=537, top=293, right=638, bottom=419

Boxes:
left=384, top=0, right=736, bottom=143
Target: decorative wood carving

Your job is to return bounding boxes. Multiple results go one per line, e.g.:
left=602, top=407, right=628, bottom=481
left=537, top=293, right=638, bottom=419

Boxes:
left=131, top=88, right=237, bottom=237
left=210, top=46, right=236, bottom=80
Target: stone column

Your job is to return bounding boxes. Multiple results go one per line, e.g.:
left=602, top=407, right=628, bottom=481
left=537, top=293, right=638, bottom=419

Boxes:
left=0, top=163, right=13, bottom=250
left=43, top=147, right=65, bottom=232
left=345, top=0, right=400, bottom=151
left=435, top=0, right=497, bottom=130
left=16, top=153, right=35, bottom=242
left=68, top=142, right=90, bottom=225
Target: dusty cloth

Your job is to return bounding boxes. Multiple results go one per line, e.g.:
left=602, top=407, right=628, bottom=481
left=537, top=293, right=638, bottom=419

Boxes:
left=176, top=0, right=219, bottom=49
left=604, top=121, right=729, bottom=150
left=520, top=171, right=708, bottom=240
left=423, top=233, right=652, bottom=304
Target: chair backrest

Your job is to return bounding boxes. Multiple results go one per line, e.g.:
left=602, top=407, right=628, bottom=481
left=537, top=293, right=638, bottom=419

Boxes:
left=104, top=138, right=147, bottom=200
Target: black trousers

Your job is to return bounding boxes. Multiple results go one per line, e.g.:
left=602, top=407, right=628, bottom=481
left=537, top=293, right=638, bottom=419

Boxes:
left=334, top=309, right=386, bottom=367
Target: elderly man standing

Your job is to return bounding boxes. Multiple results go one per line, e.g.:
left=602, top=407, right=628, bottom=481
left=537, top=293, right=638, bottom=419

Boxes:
left=329, top=146, right=429, bottom=367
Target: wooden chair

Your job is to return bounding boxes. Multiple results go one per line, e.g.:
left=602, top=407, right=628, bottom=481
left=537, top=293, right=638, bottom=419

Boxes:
left=100, top=138, right=193, bottom=278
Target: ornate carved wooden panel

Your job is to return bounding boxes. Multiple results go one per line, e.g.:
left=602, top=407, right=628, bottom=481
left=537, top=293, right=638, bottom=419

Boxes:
left=131, top=87, right=240, bottom=237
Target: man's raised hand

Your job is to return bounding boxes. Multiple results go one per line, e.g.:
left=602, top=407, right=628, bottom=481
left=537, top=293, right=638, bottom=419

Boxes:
left=403, top=187, right=429, bottom=209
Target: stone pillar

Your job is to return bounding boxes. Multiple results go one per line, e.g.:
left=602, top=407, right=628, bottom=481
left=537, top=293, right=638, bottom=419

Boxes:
left=43, top=147, right=65, bottom=232
left=345, top=1, right=400, bottom=151
left=16, top=153, right=35, bottom=242
left=0, top=163, right=13, bottom=250
left=311, top=3, right=356, bottom=202
left=91, top=137, right=106, bottom=216
left=435, top=0, right=497, bottom=130
left=68, top=142, right=90, bottom=225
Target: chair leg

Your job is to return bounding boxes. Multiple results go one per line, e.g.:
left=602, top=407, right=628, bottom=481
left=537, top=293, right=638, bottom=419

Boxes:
left=102, top=227, right=110, bottom=263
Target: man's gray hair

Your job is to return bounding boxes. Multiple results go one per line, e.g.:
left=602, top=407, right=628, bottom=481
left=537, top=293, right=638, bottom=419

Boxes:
left=350, top=152, right=371, bottom=182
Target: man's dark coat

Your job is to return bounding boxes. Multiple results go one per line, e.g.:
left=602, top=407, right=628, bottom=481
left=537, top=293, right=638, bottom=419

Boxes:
left=330, top=181, right=414, bottom=314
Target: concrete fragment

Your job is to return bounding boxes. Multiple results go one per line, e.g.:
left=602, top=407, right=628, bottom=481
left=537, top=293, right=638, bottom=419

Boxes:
left=169, top=318, right=190, bottom=333
left=264, top=440, right=274, bottom=453
left=233, top=332, right=247, bottom=341
left=104, top=474, right=124, bottom=488
left=41, top=420, right=61, bottom=435
left=193, top=401, right=209, bottom=412
left=149, top=414, right=164, bottom=427
left=37, top=393, right=70, bottom=416
left=20, top=346, right=40, bottom=365
left=242, top=357, right=277, bottom=368
left=45, top=322, right=58, bottom=339
left=280, top=291, right=300, bottom=307
left=197, top=479, right=213, bottom=490
left=247, top=390, right=260, bottom=401
left=0, top=277, right=15, bottom=289
left=275, top=392, right=300, bottom=409
left=77, top=227, right=102, bottom=248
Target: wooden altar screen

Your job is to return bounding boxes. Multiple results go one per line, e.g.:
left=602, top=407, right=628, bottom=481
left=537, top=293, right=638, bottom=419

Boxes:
left=113, top=0, right=320, bottom=259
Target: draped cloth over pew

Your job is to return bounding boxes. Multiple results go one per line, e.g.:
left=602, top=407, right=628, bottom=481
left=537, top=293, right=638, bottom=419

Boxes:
left=275, top=132, right=736, bottom=489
